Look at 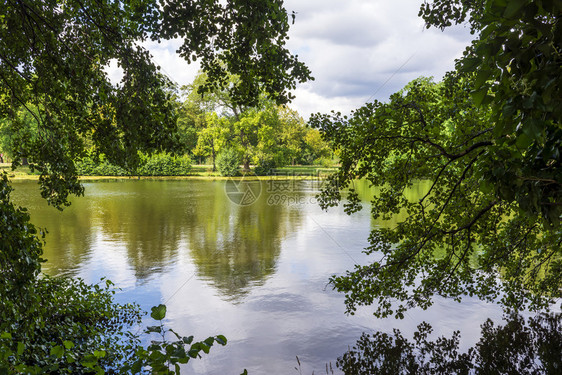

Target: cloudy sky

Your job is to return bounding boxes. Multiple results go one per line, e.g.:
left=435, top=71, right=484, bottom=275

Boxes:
left=118, top=0, right=475, bottom=119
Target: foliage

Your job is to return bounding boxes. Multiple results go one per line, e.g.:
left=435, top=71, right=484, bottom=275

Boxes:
left=311, top=0, right=561, bottom=319
left=0, top=0, right=311, bottom=208
left=75, top=155, right=128, bottom=176
left=75, top=153, right=192, bottom=176
left=338, top=313, right=562, bottom=375
left=311, top=74, right=561, bottom=319
left=217, top=147, right=241, bottom=177
left=419, top=0, right=561, bottom=223
left=122, top=304, right=229, bottom=374
left=137, top=153, right=192, bottom=176
left=254, top=157, right=278, bottom=176
left=179, top=71, right=331, bottom=171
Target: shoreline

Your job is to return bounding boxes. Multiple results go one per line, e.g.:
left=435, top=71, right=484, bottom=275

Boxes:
left=7, top=174, right=331, bottom=181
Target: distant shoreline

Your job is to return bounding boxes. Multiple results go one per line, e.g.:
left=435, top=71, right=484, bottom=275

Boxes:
left=2, top=163, right=336, bottom=181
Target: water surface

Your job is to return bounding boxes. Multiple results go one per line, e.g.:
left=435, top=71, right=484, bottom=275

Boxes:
left=11, top=179, right=505, bottom=374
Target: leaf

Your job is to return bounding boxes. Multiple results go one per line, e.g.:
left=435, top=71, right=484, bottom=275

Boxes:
left=503, top=0, right=528, bottom=18
left=183, top=336, right=194, bottom=345
left=204, top=337, right=215, bottom=347
left=146, top=325, right=162, bottom=333
left=63, top=340, right=74, bottom=350
left=150, top=304, right=167, bottom=321
left=16, top=341, right=24, bottom=356
left=50, top=345, right=64, bottom=358
left=471, top=88, right=489, bottom=106
left=460, top=57, right=481, bottom=73
left=474, top=70, right=491, bottom=90
left=215, top=335, right=227, bottom=345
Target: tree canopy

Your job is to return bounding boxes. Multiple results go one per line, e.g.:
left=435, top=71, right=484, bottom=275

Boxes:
left=311, top=0, right=561, bottom=318
left=0, top=0, right=312, bottom=206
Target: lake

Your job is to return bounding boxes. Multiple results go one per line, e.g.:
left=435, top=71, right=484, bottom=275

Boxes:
left=11, top=178, right=506, bottom=374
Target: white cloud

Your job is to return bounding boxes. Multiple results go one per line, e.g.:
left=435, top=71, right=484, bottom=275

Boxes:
left=105, top=1, right=474, bottom=118
left=140, top=38, right=201, bottom=88
left=284, top=0, right=474, bottom=118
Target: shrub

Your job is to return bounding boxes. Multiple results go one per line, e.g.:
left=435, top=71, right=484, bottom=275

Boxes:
left=254, top=157, right=277, bottom=176
left=75, top=153, right=191, bottom=176
left=216, top=148, right=240, bottom=176
left=138, top=153, right=192, bottom=176
left=75, top=154, right=127, bottom=176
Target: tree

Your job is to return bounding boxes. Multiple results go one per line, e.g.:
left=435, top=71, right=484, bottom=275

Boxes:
left=312, top=72, right=561, bottom=318
left=1, top=0, right=311, bottom=372
left=193, top=112, right=231, bottom=170
left=0, top=0, right=311, bottom=207
left=311, top=0, right=560, bottom=319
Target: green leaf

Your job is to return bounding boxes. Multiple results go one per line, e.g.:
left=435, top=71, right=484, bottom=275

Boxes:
left=460, top=58, right=481, bottom=73
left=150, top=304, right=167, bottom=321
left=16, top=341, right=24, bottom=356
left=146, top=325, right=162, bottom=333
left=503, top=0, right=528, bottom=18
left=474, top=70, right=491, bottom=90
left=471, top=88, right=488, bottom=106
left=50, top=345, right=64, bottom=358
left=63, top=340, right=74, bottom=350
left=215, top=335, right=227, bottom=345
left=183, top=336, right=194, bottom=345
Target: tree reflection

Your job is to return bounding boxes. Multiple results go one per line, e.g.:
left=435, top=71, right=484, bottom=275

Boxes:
left=187, top=180, right=302, bottom=301
left=338, top=313, right=561, bottom=374
left=15, top=179, right=305, bottom=300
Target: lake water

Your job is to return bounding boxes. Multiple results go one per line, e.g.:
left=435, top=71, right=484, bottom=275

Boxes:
left=11, top=178, right=507, bottom=374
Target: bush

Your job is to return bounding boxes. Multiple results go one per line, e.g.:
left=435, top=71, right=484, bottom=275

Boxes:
left=138, top=153, right=192, bottom=176
left=216, top=148, right=240, bottom=176
left=75, top=154, right=128, bottom=176
left=254, top=157, right=277, bottom=176
left=75, top=153, right=191, bottom=176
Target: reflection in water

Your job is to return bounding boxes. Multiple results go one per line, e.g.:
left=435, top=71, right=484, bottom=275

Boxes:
left=337, top=313, right=562, bottom=374
left=10, top=179, right=529, bottom=374
left=185, top=181, right=302, bottom=301
left=11, top=179, right=305, bottom=299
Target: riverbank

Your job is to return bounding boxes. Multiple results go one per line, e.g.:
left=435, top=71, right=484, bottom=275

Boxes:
left=1, top=163, right=337, bottom=181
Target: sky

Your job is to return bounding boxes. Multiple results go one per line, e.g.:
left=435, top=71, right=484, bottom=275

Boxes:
left=109, top=0, right=475, bottom=119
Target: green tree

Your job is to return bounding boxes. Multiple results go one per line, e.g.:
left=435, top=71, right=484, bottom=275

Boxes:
left=193, top=112, right=231, bottom=170
left=1, top=0, right=310, bottom=372
left=1, top=0, right=311, bottom=207
left=216, top=146, right=241, bottom=176
left=312, top=72, right=560, bottom=318
left=419, top=0, right=561, bottom=222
